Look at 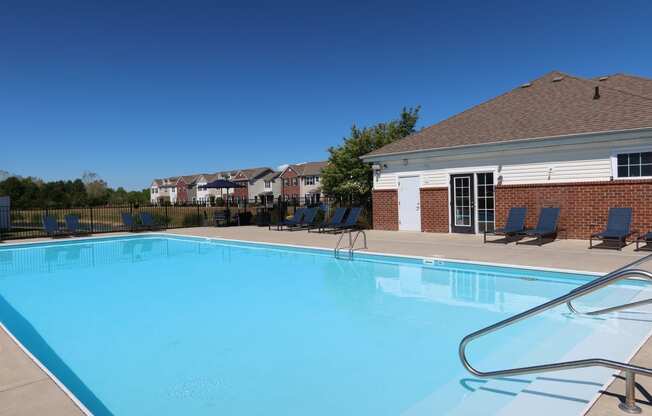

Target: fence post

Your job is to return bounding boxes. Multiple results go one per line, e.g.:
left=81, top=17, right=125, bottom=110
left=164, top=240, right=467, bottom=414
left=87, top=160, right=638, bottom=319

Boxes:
left=90, top=206, right=94, bottom=233
left=165, top=205, right=169, bottom=227
left=196, top=204, right=200, bottom=226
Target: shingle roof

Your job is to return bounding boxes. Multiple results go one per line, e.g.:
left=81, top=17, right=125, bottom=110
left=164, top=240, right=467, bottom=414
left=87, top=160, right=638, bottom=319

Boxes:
left=260, top=171, right=281, bottom=181
left=594, top=74, right=652, bottom=99
left=234, top=167, right=273, bottom=181
left=363, top=71, right=652, bottom=158
left=288, top=161, right=328, bottom=176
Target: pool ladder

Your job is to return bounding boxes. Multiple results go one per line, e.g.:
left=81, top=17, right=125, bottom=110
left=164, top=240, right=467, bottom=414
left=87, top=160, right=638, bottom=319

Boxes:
left=334, top=229, right=367, bottom=260
left=460, top=253, right=652, bottom=414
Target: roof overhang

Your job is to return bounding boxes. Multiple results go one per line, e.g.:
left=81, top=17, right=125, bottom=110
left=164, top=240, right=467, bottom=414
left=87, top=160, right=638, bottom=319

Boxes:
left=360, top=127, right=652, bottom=162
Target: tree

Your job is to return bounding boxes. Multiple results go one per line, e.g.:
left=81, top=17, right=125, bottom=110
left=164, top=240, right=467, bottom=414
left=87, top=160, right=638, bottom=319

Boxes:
left=321, top=107, right=420, bottom=201
left=82, top=171, right=109, bottom=205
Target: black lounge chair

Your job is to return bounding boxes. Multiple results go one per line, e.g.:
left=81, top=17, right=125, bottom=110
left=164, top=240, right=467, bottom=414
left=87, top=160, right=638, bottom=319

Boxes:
left=517, top=207, right=560, bottom=246
left=287, top=207, right=319, bottom=231
left=139, top=212, right=161, bottom=230
left=590, top=208, right=633, bottom=250
left=310, top=207, right=347, bottom=233
left=64, top=214, right=90, bottom=236
left=276, top=208, right=306, bottom=230
left=121, top=212, right=143, bottom=232
left=330, top=207, right=362, bottom=233
left=484, top=207, right=527, bottom=243
left=43, top=215, right=69, bottom=237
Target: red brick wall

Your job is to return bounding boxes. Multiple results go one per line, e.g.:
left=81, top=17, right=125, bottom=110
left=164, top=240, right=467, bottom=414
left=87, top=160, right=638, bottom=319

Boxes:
left=175, top=179, right=188, bottom=204
left=420, top=188, right=449, bottom=232
left=496, top=180, right=652, bottom=239
left=281, top=168, right=299, bottom=198
left=372, top=190, right=398, bottom=230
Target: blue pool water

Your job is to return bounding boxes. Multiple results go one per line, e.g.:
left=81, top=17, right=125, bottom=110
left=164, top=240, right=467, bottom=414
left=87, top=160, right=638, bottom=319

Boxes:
left=0, top=235, right=646, bottom=415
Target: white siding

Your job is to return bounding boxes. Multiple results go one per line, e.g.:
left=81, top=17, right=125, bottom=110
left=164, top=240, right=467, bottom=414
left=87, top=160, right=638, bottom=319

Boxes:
left=373, top=146, right=616, bottom=190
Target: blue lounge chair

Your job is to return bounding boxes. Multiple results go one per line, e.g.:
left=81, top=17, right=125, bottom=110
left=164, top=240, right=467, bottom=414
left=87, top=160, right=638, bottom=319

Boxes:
left=139, top=212, right=160, bottom=230
left=590, top=208, right=633, bottom=250
left=310, top=207, right=348, bottom=233
left=484, top=207, right=527, bottom=243
left=43, top=215, right=69, bottom=237
left=330, top=207, right=362, bottom=233
left=287, top=207, right=319, bottom=231
left=121, top=212, right=142, bottom=232
left=517, top=207, right=560, bottom=246
left=276, top=208, right=306, bottom=230
left=64, top=214, right=90, bottom=235
left=636, top=231, right=652, bottom=251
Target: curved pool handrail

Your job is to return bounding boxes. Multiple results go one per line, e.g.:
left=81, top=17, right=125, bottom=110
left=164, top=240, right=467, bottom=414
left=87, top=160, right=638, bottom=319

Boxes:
left=459, top=260, right=652, bottom=414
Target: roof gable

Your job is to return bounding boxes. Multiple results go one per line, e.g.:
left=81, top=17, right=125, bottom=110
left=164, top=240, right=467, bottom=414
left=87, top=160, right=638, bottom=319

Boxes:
left=364, top=71, right=652, bottom=158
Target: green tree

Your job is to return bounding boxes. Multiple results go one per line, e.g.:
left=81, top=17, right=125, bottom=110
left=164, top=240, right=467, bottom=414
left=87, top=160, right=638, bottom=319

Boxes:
left=321, top=107, right=420, bottom=201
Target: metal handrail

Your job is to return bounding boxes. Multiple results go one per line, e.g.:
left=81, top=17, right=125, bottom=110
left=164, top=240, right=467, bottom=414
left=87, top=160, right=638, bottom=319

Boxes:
left=459, top=260, right=652, bottom=414
left=334, top=229, right=368, bottom=260
left=348, top=230, right=367, bottom=258
left=334, top=232, right=348, bottom=258
left=567, top=254, right=652, bottom=315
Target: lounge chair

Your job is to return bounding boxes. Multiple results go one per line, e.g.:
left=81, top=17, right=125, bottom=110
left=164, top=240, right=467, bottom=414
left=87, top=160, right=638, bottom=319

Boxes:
left=287, top=207, right=319, bottom=231
left=309, top=207, right=347, bottom=233
left=483, top=207, right=527, bottom=243
left=64, top=214, right=90, bottom=236
left=276, top=208, right=306, bottom=230
left=330, top=207, right=362, bottom=233
left=121, top=212, right=142, bottom=232
left=139, top=212, right=161, bottom=230
left=635, top=232, right=652, bottom=251
left=590, top=208, right=633, bottom=250
left=43, top=215, right=69, bottom=237
left=516, top=207, right=560, bottom=246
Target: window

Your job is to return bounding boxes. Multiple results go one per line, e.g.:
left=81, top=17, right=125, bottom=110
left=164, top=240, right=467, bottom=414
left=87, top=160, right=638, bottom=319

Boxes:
left=264, top=180, right=271, bottom=188
left=616, top=151, right=652, bottom=178
left=305, top=176, right=316, bottom=185
left=283, top=179, right=290, bottom=186
left=476, top=173, right=495, bottom=233
left=292, top=178, right=298, bottom=186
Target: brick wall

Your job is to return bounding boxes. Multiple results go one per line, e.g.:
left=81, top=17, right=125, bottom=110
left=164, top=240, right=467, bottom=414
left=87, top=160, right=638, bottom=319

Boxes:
left=372, top=190, right=398, bottom=230
left=420, top=188, right=449, bottom=232
left=281, top=169, right=300, bottom=198
left=496, top=180, right=652, bottom=239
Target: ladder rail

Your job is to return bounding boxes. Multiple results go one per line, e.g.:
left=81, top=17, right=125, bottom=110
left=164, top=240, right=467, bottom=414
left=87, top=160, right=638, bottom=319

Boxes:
left=333, top=231, right=348, bottom=258
left=459, top=253, right=652, bottom=413
left=347, top=230, right=367, bottom=259
left=566, top=254, right=652, bottom=315
left=334, top=229, right=368, bottom=260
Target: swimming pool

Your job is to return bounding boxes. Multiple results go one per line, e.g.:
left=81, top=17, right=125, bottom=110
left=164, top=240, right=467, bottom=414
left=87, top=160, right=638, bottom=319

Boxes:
left=0, top=235, right=650, bottom=415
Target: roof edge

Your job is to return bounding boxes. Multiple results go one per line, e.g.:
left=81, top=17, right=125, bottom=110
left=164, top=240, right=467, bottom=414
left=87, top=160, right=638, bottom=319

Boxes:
left=360, top=126, right=652, bottom=161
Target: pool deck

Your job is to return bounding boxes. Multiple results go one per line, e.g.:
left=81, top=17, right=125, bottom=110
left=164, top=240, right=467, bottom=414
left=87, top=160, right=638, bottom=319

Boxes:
left=2, top=226, right=652, bottom=415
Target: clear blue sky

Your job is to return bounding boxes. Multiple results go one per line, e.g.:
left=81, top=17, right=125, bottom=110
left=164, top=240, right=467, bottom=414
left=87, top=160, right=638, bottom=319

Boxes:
left=2, top=0, right=651, bottom=190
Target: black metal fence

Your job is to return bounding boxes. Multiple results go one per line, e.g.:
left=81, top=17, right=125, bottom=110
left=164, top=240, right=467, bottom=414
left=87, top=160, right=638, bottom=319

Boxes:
left=0, top=196, right=372, bottom=241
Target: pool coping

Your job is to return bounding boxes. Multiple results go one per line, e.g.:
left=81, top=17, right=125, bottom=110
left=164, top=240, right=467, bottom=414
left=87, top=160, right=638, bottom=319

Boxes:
left=2, top=231, right=650, bottom=415
left=0, top=321, right=92, bottom=415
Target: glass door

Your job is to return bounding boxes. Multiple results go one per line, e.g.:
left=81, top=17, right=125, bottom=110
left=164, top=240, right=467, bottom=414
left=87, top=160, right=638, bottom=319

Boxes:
left=450, top=174, right=475, bottom=233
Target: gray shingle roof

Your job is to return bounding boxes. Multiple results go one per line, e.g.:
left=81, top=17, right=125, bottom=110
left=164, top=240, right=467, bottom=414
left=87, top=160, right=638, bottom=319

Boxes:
left=363, top=71, right=652, bottom=158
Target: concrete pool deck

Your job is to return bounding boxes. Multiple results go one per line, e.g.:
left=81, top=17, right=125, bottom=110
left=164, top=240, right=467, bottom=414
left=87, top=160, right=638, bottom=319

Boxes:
left=2, top=226, right=652, bottom=415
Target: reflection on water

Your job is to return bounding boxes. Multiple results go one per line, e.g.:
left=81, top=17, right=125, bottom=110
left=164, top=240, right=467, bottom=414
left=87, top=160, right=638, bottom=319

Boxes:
left=0, top=237, right=198, bottom=276
left=374, top=263, right=641, bottom=321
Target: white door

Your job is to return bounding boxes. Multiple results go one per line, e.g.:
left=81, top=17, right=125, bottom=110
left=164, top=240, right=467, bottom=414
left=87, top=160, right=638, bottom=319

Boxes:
left=398, top=176, right=421, bottom=231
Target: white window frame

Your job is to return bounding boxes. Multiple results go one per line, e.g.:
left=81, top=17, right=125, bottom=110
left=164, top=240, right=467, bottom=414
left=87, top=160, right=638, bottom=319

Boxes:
left=610, top=146, right=652, bottom=180
left=305, top=176, right=316, bottom=185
